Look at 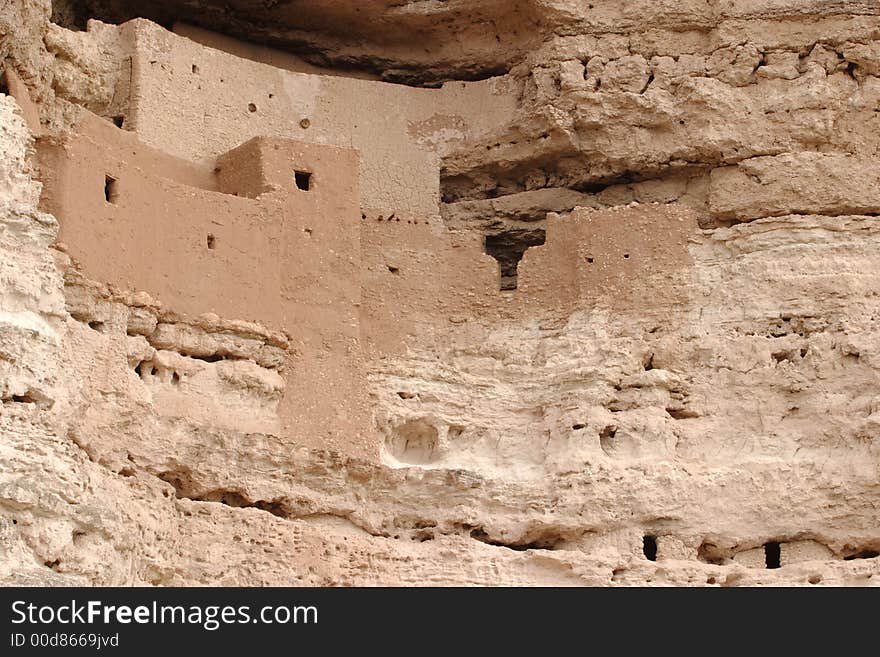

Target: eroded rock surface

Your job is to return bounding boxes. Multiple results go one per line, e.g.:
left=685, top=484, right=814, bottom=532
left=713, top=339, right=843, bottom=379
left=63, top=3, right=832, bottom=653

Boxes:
left=0, top=0, right=878, bottom=586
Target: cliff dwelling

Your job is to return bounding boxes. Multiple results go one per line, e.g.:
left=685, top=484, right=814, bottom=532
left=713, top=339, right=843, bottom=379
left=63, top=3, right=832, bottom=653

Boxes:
left=0, top=0, right=879, bottom=588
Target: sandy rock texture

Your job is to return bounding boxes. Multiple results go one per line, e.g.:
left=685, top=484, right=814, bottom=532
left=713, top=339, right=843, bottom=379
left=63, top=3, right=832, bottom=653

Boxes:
left=0, top=0, right=878, bottom=586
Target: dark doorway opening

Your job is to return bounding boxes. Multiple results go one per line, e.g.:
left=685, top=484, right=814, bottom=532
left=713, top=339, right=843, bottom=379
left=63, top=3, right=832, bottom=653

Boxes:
left=484, top=229, right=546, bottom=290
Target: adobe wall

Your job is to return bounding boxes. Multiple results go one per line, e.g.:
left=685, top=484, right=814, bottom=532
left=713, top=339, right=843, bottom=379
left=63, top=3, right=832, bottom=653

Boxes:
left=517, top=204, right=697, bottom=316
left=38, top=114, right=373, bottom=458
left=38, top=112, right=217, bottom=195
left=360, top=219, right=499, bottom=356
left=123, top=19, right=518, bottom=218
left=360, top=203, right=700, bottom=356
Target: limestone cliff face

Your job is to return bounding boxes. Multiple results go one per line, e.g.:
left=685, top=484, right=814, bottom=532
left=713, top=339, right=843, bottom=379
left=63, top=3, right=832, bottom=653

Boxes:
left=0, top=0, right=878, bottom=586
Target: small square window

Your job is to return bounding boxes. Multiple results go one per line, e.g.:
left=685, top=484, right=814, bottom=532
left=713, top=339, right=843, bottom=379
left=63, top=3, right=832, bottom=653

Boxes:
left=294, top=170, right=312, bottom=191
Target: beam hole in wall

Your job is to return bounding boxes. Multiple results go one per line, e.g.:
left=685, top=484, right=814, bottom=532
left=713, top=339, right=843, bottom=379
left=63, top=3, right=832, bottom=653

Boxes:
left=303, top=228, right=313, bottom=237
left=643, top=535, right=658, bottom=561
left=294, top=170, right=312, bottom=191
left=623, top=253, right=630, bottom=259
left=484, top=229, right=546, bottom=291
left=87, top=320, right=105, bottom=333
left=248, top=102, right=257, bottom=113
left=104, top=175, right=118, bottom=204
left=387, top=266, right=400, bottom=275
left=586, top=256, right=594, bottom=264
left=192, top=64, right=199, bottom=74
left=206, top=233, right=216, bottom=250
left=764, top=541, right=781, bottom=569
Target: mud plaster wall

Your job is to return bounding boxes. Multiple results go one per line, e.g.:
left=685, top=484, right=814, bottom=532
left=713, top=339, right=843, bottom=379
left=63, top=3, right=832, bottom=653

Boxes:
left=518, top=205, right=696, bottom=316
left=37, top=113, right=372, bottom=458
left=124, top=19, right=519, bottom=218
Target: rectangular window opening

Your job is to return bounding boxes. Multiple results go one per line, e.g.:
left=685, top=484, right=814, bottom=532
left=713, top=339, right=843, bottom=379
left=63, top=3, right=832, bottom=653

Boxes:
left=294, top=170, right=312, bottom=191
left=764, top=541, right=781, bottom=569
left=104, top=175, right=118, bottom=204
left=643, top=535, right=658, bottom=561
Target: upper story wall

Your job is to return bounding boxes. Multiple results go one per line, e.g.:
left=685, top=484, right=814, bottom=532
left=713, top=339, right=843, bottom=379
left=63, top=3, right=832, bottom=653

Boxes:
left=38, top=113, right=361, bottom=334
left=39, top=111, right=217, bottom=195
left=123, top=19, right=518, bottom=219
